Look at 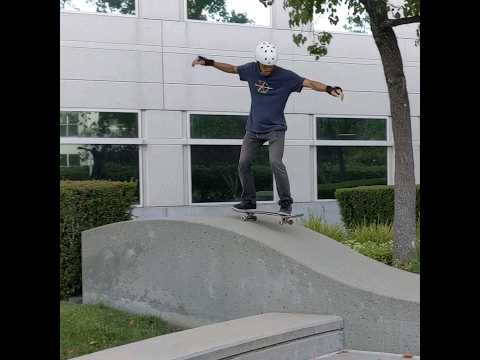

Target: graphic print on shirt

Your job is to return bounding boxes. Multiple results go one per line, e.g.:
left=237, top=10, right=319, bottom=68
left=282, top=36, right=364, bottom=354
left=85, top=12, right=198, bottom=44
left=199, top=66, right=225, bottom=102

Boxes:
left=255, top=80, right=273, bottom=94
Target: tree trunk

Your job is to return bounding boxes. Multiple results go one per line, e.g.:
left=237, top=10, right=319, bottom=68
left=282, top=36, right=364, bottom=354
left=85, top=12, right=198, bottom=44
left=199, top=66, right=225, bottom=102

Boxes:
left=368, top=6, right=417, bottom=263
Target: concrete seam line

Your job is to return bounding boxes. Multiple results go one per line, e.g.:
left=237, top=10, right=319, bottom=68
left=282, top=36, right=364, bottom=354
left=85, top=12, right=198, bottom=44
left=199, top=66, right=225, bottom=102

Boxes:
left=215, top=329, right=343, bottom=360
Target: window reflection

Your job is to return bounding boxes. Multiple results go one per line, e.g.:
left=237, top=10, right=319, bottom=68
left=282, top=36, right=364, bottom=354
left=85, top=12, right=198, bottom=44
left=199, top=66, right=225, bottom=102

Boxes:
left=187, top=0, right=271, bottom=26
left=190, top=114, right=247, bottom=139
left=60, top=144, right=140, bottom=202
left=59, top=111, right=138, bottom=138
left=317, top=146, right=387, bottom=199
left=60, top=0, right=136, bottom=16
left=191, top=145, right=273, bottom=203
left=317, top=118, right=386, bottom=141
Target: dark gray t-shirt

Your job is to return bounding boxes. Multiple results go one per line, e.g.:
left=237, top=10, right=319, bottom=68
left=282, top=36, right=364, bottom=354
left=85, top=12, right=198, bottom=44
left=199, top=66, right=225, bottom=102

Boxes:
left=237, top=62, right=305, bottom=133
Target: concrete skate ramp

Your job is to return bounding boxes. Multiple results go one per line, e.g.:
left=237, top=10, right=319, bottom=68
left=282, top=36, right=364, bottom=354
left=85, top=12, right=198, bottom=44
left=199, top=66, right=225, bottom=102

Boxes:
left=82, top=216, right=419, bottom=355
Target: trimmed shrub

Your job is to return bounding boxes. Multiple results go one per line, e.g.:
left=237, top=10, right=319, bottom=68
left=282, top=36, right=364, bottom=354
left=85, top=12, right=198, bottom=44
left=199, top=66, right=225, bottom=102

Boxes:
left=318, top=178, right=387, bottom=199
left=345, top=239, right=393, bottom=265
left=305, top=215, right=420, bottom=273
left=304, top=215, right=348, bottom=243
left=60, top=180, right=137, bottom=300
left=335, top=185, right=420, bottom=228
left=60, top=166, right=90, bottom=180
left=345, top=223, right=394, bottom=265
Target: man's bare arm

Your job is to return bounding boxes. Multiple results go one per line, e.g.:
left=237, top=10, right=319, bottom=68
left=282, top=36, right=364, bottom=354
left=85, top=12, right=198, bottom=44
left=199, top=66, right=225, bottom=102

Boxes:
left=192, top=56, right=238, bottom=74
left=213, top=62, right=238, bottom=74
left=303, top=78, right=344, bottom=100
left=303, top=78, right=328, bottom=92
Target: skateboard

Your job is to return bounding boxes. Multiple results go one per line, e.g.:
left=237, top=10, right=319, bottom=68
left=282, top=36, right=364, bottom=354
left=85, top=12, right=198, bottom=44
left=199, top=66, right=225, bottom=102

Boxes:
left=232, top=207, right=304, bottom=225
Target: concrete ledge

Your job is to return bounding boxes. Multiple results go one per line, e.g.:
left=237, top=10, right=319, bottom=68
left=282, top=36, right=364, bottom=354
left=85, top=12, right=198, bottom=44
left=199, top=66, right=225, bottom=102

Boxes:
left=71, top=313, right=343, bottom=360
left=82, top=216, right=419, bottom=354
left=232, top=331, right=344, bottom=360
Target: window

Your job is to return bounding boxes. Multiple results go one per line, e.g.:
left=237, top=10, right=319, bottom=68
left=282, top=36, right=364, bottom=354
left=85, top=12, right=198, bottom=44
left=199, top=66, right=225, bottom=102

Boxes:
left=186, top=0, right=271, bottom=27
left=316, top=117, right=388, bottom=199
left=190, top=114, right=247, bottom=139
left=60, top=144, right=139, bottom=180
left=60, top=110, right=141, bottom=204
left=189, top=114, right=273, bottom=203
left=69, top=154, right=81, bottom=166
left=60, top=112, right=79, bottom=137
left=60, top=111, right=138, bottom=138
left=317, top=117, right=386, bottom=141
left=191, top=145, right=272, bottom=203
left=60, top=0, right=136, bottom=16
left=60, top=153, right=82, bottom=167
left=317, top=147, right=387, bottom=199
left=60, top=154, right=68, bottom=167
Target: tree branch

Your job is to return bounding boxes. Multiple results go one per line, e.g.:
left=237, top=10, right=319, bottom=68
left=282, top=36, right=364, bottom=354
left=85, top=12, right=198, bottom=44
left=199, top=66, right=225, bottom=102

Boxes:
left=381, top=16, right=420, bottom=29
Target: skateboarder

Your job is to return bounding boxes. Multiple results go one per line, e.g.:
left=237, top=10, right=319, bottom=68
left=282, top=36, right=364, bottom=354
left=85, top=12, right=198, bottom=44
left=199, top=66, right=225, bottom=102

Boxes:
left=192, top=41, right=343, bottom=215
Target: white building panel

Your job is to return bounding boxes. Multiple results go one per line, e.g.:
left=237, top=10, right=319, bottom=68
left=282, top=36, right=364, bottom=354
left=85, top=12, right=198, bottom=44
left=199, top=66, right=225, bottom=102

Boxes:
left=140, top=0, right=182, bottom=20
left=162, top=20, right=273, bottom=51
left=144, top=110, right=184, bottom=140
left=292, top=90, right=390, bottom=116
left=61, top=46, right=140, bottom=82
left=411, top=116, right=420, bottom=142
left=61, top=13, right=162, bottom=46
left=414, top=144, right=420, bottom=185
left=285, top=114, right=311, bottom=140
left=164, top=84, right=254, bottom=112
left=61, top=80, right=164, bottom=109
left=144, top=145, right=185, bottom=206
left=283, top=146, right=314, bottom=203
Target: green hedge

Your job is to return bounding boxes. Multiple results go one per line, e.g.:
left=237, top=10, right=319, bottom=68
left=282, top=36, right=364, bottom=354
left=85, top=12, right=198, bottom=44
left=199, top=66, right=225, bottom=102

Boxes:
left=335, top=185, right=420, bottom=228
left=60, top=166, right=90, bottom=180
left=60, top=180, right=137, bottom=300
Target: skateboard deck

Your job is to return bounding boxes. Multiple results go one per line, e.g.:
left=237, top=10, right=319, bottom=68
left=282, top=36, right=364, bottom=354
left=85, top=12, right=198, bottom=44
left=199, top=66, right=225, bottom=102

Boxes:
left=232, top=207, right=303, bottom=225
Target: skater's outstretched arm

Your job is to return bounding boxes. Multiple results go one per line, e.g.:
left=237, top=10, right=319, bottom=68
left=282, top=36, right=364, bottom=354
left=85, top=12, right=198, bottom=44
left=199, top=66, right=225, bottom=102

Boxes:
left=303, top=79, right=344, bottom=100
left=192, top=56, right=238, bottom=74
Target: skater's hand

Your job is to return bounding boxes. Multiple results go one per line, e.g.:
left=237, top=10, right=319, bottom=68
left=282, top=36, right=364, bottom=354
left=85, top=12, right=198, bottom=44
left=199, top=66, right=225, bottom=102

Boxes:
left=191, top=57, right=205, bottom=67
left=327, top=86, right=344, bottom=101
left=334, top=88, right=344, bottom=101
left=192, top=56, right=214, bottom=67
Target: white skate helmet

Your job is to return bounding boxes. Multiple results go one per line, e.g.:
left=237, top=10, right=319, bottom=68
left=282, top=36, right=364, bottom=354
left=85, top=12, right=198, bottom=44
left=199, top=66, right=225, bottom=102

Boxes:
left=255, top=41, right=278, bottom=66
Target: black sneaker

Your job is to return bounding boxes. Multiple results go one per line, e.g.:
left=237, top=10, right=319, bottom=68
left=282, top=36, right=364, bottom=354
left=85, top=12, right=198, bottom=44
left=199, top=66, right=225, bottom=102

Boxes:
left=278, top=199, right=292, bottom=215
left=233, top=201, right=257, bottom=211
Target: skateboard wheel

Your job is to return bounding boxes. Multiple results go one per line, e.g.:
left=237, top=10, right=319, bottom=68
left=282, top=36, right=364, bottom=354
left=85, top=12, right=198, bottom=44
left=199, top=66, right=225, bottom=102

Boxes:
left=287, top=219, right=294, bottom=225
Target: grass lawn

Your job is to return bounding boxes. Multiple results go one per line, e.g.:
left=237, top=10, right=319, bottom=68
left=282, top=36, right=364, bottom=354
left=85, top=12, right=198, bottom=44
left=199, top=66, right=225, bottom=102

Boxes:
left=60, top=301, right=183, bottom=360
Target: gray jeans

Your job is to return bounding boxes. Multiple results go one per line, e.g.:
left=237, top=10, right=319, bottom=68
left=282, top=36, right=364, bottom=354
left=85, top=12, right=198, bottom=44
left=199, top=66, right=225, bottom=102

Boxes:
left=238, top=130, right=292, bottom=203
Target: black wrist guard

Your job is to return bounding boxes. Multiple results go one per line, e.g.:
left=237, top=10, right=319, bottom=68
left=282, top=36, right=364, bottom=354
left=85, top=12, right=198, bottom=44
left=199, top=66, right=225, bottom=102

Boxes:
left=198, top=56, right=214, bottom=66
left=326, top=85, right=342, bottom=96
